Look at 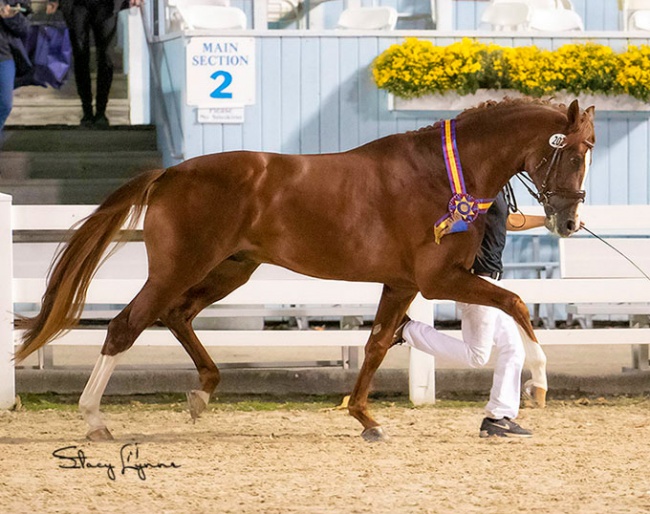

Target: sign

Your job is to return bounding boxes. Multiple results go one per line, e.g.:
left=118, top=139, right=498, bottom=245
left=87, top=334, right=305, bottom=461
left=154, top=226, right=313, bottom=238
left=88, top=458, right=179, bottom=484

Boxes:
left=197, top=107, right=245, bottom=124
left=186, top=37, right=256, bottom=108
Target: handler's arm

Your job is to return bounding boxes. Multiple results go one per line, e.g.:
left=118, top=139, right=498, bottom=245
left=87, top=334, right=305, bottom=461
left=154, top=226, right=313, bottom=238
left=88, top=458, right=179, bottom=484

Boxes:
left=506, top=213, right=546, bottom=232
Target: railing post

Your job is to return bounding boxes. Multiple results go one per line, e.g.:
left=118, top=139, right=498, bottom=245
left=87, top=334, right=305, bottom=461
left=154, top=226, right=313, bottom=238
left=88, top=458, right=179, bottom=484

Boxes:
left=252, top=0, right=268, bottom=30
left=0, top=193, right=15, bottom=409
left=408, top=294, right=435, bottom=405
left=127, top=7, right=151, bottom=124
left=436, top=0, right=453, bottom=30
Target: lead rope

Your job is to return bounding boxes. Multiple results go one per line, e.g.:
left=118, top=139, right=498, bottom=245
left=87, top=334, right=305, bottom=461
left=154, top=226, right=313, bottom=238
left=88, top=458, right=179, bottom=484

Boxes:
left=504, top=184, right=649, bottom=282
left=580, top=226, right=650, bottom=281
left=514, top=171, right=543, bottom=203
left=503, top=180, right=530, bottom=229
left=503, top=181, right=519, bottom=215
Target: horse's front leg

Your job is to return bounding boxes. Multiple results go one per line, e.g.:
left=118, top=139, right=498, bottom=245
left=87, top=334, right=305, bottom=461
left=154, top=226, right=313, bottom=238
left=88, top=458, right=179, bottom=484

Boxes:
left=347, top=286, right=416, bottom=442
left=420, top=267, right=537, bottom=343
left=419, top=267, right=546, bottom=405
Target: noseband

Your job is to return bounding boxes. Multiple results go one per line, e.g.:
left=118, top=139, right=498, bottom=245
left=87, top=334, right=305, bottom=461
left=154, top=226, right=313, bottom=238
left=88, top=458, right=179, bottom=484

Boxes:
left=516, top=134, right=593, bottom=215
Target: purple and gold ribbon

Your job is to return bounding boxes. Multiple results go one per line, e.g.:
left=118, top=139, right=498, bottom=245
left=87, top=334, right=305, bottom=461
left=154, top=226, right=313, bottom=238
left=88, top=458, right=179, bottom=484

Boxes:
left=434, top=119, right=494, bottom=244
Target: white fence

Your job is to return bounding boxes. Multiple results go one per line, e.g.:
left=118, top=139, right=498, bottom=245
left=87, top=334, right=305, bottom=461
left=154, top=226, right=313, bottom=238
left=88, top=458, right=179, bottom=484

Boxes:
left=2, top=197, right=437, bottom=407
left=0, top=195, right=14, bottom=408
left=2, top=198, right=650, bottom=409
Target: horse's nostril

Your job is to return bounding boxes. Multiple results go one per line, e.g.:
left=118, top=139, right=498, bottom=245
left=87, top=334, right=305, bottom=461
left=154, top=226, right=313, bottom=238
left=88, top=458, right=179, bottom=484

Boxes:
left=566, top=220, right=576, bottom=232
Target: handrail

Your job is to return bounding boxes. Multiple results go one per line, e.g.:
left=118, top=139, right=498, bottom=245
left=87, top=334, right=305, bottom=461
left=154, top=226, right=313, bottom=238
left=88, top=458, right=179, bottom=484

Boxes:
left=138, top=4, right=184, bottom=161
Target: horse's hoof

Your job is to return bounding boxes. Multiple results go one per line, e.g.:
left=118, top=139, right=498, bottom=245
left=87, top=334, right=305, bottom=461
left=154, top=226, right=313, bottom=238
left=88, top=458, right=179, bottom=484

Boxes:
left=523, top=380, right=547, bottom=409
left=361, top=426, right=389, bottom=443
left=186, top=390, right=209, bottom=421
left=533, top=387, right=547, bottom=408
left=86, top=427, right=114, bottom=441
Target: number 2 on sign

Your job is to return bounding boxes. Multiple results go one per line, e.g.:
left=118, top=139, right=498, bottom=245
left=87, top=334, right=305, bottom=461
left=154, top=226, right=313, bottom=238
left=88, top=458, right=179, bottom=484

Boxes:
left=210, top=70, right=233, bottom=99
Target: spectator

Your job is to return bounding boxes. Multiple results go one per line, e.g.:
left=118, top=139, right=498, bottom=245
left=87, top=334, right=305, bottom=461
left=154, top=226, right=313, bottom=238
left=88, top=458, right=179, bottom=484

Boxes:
left=46, top=0, right=142, bottom=128
left=0, top=0, right=31, bottom=137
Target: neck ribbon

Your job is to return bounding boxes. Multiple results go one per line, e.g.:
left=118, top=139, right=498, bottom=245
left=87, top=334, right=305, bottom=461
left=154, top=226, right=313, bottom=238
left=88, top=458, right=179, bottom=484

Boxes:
left=434, top=119, right=495, bottom=244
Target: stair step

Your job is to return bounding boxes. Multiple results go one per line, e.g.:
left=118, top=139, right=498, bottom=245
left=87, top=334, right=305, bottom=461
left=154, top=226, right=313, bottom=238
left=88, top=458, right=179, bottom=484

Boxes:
left=0, top=178, right=134, bottom=204
left=0, top=151, right=162, bottom=179
left=6, top=101, right=129, bottom=126
left=12, top=74, right=127, bottom=102
left=2, top=126, right=158, bottom=152
left=8, top=74, right=128, bottom=126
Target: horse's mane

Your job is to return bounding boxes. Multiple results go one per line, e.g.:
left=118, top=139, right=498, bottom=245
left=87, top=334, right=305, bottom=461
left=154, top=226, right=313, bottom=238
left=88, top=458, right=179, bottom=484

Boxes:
left=411, top=96, right=568, bottom=134
left=459, top=96, right=567, bottom=118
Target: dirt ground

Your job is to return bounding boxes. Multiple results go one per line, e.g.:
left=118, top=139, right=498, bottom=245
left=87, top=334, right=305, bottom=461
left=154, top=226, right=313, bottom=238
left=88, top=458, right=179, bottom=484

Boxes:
left=0, top=397, right=649, bottom=514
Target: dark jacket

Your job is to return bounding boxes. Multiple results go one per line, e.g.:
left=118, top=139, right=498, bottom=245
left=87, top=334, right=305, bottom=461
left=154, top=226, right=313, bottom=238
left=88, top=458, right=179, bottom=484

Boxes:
left=472, top=190, right=508, bottom=276
left=50, top=0, right=129, bottom=16
left=0, top=0, right=32, bottom=65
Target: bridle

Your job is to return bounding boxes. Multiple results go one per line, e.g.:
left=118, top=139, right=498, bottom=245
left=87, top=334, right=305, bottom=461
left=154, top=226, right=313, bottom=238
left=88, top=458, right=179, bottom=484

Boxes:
left=515, top=133, right=594, bottom=215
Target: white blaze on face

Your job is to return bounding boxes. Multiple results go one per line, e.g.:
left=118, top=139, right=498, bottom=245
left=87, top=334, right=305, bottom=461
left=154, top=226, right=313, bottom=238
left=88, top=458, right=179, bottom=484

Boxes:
left=581, top=149, right=592, bottom=189
left=576, top=148, right=592, bottom=222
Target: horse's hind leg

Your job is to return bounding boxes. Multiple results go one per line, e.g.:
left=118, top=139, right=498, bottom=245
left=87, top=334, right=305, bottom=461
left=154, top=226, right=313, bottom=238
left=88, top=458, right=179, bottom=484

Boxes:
left=159, top=257, right=260, bottom=420
left=81, top=269, right=221, bottom=441
left=347, top=286, right=416, bottom=442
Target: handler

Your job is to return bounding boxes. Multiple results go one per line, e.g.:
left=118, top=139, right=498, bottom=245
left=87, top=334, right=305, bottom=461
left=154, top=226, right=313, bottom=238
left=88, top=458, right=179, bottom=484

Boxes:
left=393, top=189, right=547, bottom=438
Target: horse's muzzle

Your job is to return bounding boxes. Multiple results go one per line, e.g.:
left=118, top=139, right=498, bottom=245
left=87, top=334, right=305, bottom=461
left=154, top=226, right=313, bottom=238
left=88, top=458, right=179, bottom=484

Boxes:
left=545, top=213, right=580, bottom=237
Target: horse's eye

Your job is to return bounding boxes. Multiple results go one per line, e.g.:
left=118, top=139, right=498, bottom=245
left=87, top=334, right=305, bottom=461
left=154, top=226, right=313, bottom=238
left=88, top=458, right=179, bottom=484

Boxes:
left=569, top=156, right=582, bottom=168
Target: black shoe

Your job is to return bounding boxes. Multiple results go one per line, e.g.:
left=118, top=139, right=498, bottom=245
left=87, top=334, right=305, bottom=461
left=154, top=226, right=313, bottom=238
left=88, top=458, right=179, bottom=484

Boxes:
left=93, top=113, right=110, bottom=129
left=80, top=113, right=94, bottom=127
left=479, top=417, right=532, bottom=438
left=391, top=314, right=411, bottom=346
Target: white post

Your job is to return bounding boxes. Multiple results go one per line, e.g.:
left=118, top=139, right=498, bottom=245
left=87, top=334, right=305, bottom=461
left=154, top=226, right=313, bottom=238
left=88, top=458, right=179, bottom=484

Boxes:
left=435, top=0, right=453, bottom=30
left=126, top=8, right=151, bottom=125
left=252, top=0, right=268, bottom=29
left=408, top=294, right=435, bottom=405
left=0, top=193, right=15, bottom=409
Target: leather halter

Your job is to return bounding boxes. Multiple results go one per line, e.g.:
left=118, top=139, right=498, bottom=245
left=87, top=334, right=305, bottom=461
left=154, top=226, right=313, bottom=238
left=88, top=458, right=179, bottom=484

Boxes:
left=434, top=119, right=495, bottom=244
left=516, top=134, right=593, bottom=214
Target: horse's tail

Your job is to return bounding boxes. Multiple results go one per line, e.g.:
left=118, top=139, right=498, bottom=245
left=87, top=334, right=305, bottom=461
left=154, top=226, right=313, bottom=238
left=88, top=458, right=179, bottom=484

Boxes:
left=14, top=169, right=166, bottom=362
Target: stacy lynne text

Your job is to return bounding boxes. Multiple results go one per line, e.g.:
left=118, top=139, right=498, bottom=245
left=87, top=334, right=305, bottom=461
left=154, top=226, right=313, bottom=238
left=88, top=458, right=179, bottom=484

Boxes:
left=52, top=443, right=181, bottom=481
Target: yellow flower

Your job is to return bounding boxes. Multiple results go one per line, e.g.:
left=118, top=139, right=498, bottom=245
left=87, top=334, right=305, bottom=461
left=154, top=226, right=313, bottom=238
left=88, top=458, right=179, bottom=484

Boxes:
left=371, top=39, right=650, bottom=101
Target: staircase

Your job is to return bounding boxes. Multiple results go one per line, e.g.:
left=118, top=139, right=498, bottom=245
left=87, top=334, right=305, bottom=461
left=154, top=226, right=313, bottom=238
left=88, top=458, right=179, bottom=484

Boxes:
left=0, top=126, right=161, bottom=204
left=1, top=23, right=162, bottom=205
left=6, top=74, right=129, bottom=126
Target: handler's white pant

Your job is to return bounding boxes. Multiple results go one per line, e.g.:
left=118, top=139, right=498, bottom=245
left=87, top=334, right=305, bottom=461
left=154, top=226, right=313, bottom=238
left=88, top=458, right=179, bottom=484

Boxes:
left=403, top=302, right=525, bottom=420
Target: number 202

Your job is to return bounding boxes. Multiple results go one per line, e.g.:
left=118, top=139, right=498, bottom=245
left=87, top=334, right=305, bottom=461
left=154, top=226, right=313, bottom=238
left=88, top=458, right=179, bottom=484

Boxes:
left=210, top=70, right=233, bottom=99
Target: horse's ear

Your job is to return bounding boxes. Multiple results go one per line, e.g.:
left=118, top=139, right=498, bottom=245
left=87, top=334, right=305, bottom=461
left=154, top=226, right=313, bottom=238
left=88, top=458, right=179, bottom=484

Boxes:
left=585, top=105, right=596, bottom=120
left=567, top=99, right=581, bottom=130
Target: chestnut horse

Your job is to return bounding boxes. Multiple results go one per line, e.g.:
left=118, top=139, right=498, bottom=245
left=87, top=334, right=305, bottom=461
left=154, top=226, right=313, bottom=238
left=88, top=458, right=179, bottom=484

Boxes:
left=15, top=98, right=595, bottom=442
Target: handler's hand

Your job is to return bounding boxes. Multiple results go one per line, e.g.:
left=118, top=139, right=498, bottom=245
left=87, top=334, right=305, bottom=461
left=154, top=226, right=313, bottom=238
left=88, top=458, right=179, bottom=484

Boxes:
left=130, top=0, right=144, bottom=7
left=0, top=4, right=18, bottom=17
left=46, top=1, right=59, bottom=14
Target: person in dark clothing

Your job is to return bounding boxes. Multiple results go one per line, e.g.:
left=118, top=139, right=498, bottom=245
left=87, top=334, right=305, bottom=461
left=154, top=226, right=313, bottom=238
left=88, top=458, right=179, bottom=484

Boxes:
left=46, top=0, right=141, bottom=128
left=393, top=190, right=549, bottom=438
left=0, top=0, right=31, bottom=135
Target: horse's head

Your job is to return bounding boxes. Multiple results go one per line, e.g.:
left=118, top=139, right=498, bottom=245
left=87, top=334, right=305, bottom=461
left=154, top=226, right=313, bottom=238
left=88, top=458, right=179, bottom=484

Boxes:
left=525, top=100, right=596, bottom=237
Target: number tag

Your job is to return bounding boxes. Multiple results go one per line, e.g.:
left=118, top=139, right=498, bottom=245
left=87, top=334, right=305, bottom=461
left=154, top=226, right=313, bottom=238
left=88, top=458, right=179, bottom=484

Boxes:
left=549, top=134, right=567, bottom=148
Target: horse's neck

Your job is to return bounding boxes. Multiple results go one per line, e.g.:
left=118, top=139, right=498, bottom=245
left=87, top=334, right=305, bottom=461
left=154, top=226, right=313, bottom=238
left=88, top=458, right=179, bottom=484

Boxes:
left=460, top=110, right=558, bottom=198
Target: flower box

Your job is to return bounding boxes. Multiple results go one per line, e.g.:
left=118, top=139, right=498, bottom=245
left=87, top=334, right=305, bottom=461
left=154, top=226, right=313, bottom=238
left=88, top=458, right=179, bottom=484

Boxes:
left=388, top=90, right=650, bottom=112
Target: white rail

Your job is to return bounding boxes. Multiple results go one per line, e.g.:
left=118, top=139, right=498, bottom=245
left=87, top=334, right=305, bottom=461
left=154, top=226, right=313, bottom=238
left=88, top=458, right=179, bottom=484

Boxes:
left=4, top=202, right=650, bottom=410
left=0, top=194, right=14, bottom=408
